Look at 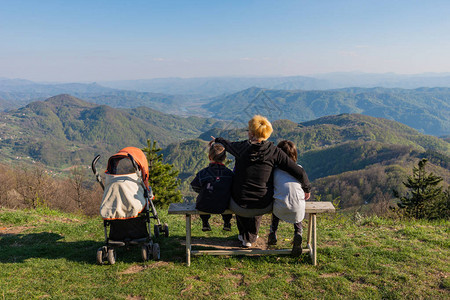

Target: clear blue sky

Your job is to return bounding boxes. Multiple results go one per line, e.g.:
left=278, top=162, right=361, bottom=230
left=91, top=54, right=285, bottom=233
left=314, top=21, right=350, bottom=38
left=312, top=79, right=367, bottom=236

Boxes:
left=1, top=0, right=450, bottom=82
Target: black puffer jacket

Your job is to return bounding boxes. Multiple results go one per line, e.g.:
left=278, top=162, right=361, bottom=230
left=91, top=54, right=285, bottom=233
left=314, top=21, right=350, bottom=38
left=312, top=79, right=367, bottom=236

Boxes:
left=190, top=162, right=234, bottom=214
left=215, top=137, right=311, bottom=209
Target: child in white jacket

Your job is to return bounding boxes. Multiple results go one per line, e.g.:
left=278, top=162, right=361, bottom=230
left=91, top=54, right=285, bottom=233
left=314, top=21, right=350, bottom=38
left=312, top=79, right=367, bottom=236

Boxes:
left=268, top=140, right=311, bottom=256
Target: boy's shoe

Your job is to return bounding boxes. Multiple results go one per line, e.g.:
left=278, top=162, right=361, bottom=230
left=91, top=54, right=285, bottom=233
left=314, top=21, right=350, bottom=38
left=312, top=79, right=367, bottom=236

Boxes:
left=242, top=240, right=251, bottom=248
left=223, top=222, right=231, bottom=231
left=238, top=234, right=251, bottom=247
left=202, top=223, right=212, bottom=231
left=268, top=231, right=277, bottom=245
left=292, top=234, right=302, bottom=256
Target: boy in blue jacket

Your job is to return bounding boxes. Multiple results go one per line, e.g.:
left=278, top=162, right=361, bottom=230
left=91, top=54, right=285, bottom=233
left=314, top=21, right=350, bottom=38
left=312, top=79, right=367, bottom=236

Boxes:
left=190, top=143, right=234, bottom=231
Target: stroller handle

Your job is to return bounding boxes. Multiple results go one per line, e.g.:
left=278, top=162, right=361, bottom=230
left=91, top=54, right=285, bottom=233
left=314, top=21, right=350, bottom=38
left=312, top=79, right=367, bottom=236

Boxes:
left=91, top=155, right=105, bottom=190
left=127, top=154, right=140, bottom=173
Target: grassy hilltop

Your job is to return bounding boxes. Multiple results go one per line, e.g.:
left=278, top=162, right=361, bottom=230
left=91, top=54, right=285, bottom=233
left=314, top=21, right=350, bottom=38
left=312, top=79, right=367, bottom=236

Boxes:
left=0, top=207, right=448, bottom=299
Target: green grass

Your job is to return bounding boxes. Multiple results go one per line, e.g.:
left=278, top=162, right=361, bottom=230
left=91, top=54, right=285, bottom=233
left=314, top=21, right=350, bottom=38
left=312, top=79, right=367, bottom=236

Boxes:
left=0, top=207, right=449, bottom=299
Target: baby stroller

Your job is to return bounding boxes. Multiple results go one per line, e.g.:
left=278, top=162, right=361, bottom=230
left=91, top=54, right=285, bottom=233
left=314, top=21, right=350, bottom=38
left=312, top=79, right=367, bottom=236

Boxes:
left=92, top=147, right=169, bottom=265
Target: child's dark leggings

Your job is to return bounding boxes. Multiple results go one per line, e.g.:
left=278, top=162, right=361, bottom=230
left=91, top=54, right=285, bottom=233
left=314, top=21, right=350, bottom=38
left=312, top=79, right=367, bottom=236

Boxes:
left=270, top=214, right=302, bottom=235
left=200, top=214, right=232, bottom=224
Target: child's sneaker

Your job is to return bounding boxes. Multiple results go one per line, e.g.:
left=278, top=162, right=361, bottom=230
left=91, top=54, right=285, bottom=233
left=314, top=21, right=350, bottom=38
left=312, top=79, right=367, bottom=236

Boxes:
left=223, top=222, right=231, bottom=231
left=268, top=231, right=277, bottom=245
left=292, top=234, right=302, bottom=256
left=202, top=223, right=211, bottom=231
left=242, top=240, right=251, bottom=248
left=238, top=234, right=251, bottom=247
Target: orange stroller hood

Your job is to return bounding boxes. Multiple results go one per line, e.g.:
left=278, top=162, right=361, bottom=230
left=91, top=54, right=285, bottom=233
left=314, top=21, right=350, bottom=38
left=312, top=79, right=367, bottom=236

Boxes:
left=106, top=147, right=150, bottom=189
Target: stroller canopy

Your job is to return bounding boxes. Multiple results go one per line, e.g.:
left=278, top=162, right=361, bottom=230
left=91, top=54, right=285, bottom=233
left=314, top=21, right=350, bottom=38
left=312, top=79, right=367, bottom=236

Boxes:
left=106, top=147, right=150, bottom=189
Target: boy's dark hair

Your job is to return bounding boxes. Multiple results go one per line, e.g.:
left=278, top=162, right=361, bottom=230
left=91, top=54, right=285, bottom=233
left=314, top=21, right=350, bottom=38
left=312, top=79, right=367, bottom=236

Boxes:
left=209, top=143, right=226, bottom=163
left=277, top=140, right=297, bottom=162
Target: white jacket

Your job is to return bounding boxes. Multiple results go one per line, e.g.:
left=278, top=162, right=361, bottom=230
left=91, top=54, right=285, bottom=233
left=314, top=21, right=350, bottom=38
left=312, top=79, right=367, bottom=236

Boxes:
left=272, top=165, right=306, bottom=223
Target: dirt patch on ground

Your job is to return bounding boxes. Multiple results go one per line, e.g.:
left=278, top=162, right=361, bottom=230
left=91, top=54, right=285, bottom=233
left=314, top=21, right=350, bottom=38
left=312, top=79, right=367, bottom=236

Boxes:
left=0, top=225, right=33, bottom=236
left=321, top=240, right=339, bottom=247
left=125, top=295, right=144, bottom=300
left=120, top=261, right=170, bottom=274
left=120, top=265, right=147, bottom=274
left=181, top=235, right=271, bottom=250
left=319, top=272, right=344, bottom=278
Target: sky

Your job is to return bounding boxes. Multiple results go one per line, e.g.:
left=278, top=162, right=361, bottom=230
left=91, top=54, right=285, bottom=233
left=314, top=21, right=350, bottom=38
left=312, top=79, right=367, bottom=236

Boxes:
left=1, top=0, right=450, bottom=82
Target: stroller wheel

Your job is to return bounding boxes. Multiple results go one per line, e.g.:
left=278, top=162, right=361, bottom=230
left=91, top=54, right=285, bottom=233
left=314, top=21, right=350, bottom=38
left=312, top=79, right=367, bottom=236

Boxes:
left=96, top=246, right=107, bottom=265
left=141, top=244, right=150, bottom=261
left=152, top=243, right=160, bottom=260
left=107, top=248, right=116, bottom=265
left=163, top=223, right=169, bottom=237
left=154, top=224, right=160, bottom=238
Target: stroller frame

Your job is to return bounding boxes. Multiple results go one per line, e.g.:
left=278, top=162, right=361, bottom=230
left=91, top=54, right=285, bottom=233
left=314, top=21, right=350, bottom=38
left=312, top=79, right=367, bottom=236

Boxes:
left=92, top=153, right=169, bottom=265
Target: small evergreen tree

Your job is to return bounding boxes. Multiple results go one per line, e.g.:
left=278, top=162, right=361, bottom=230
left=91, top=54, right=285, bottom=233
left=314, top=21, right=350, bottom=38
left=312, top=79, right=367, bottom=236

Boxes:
left=394, top=159, right=443, bottom=219
left=143, top=139, right=182, bottom=206
left=428, top=186, right=450, bottom=220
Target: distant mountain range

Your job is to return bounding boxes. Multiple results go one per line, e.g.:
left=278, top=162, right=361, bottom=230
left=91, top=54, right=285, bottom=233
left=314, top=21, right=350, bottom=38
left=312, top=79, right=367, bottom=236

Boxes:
left=100, top=72, right=450, bottom=95
left=0, top=79, right=202, bottom=115
left=1, top=75, right=449, bottom=136
left=205, top=87, right=450, bottom=136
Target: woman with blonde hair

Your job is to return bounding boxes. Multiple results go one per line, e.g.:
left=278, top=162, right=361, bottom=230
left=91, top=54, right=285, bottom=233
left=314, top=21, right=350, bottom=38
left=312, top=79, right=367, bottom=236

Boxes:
left=212, top=115, right=311, bottom=248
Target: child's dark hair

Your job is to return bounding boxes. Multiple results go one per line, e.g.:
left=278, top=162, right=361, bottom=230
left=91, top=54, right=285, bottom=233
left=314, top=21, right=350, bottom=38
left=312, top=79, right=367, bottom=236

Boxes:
left=209, top=143, right=226, bottom=163
left=277, top=140, right=297, bottom=162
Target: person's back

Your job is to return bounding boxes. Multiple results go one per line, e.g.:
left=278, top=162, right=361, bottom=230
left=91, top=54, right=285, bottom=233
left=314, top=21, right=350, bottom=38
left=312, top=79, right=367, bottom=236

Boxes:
left=190, top=143, right=234, bottom=231
left=269, top=140, right=310, bottom=256
left=192, top=163, right=233, bottom=214
left=273, top=167, right=305, bottom=223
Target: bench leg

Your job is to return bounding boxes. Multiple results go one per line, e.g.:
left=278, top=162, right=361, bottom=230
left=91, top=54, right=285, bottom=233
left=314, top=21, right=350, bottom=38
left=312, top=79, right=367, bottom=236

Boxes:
left=306, top=213, right=317, bottom=265
left=186, top=214, right=191, bottom=266
left=312, top=214, right=317, bottom=265
left=306, top=213, right=312, bottom=248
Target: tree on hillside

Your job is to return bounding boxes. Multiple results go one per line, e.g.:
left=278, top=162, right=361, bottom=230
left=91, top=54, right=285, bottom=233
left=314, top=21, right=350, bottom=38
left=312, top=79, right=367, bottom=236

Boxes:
left=14, top=164, right=55, bottom=209
left=394, top=159, right=444, bottom=219
left=68, top=166, right=90, bottom=210
left=143, top=139, right=182, bottom=206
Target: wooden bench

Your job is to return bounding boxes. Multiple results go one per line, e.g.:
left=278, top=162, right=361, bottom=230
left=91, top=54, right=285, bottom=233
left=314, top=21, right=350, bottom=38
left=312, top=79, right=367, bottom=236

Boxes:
left=168, top=201, right=335, bottom=266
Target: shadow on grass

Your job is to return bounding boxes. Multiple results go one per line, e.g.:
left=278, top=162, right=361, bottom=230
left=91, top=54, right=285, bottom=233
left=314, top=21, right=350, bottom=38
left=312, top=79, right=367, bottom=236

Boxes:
left=0, top=232, right=194, bottom=264
left=0, top=232, right=308, bottom=265
left=0, top=232, right=104, bottom=264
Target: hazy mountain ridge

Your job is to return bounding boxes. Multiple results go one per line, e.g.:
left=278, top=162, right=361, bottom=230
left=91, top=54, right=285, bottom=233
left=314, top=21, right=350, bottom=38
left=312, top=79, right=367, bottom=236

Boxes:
left=0, top=79, right=200, bottom=115
left=205, top=87, right=450, bottom=136
left=100, top=73, right=450, bottom=95
left=1, top=78, right=449, bottom=137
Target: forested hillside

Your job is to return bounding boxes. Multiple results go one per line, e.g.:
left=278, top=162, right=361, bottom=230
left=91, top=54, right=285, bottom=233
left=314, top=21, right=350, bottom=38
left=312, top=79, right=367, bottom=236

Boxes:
left=0, top=94, right=226, bottom=167
left=1, top=93, right=448, bottom=210
left=165, top=114, right=450, bottom=208
left=205, top=87, right=450, bottom=136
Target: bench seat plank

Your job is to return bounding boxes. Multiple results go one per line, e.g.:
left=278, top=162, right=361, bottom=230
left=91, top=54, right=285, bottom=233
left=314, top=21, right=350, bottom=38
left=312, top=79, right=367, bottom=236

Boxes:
left=168, top=201, right=335, bottom=215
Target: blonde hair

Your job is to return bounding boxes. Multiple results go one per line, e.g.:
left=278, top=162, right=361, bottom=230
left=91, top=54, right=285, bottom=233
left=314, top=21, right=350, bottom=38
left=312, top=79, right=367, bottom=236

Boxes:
left=209, top=143, right=226, bottom=163
left=248, top=115, right=273, bottom=140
